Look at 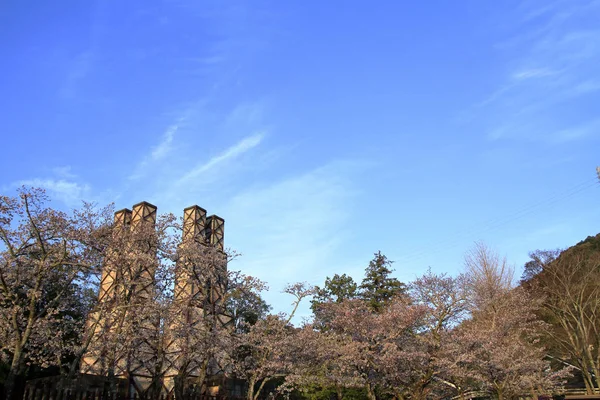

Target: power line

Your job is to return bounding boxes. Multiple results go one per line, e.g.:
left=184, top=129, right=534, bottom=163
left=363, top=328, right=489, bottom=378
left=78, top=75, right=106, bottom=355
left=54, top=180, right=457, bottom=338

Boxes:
left=396, top=176, right=598, bottom=265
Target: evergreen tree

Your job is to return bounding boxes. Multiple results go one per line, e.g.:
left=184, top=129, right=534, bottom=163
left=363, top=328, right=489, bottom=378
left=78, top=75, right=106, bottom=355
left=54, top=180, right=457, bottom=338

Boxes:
left=310, top=274, right=358, bottom=325
left=227, top=289, right=271, bottom=332
left=359, top=251, right=405, bottom=312
left=312, top=274, right=358, bottom=307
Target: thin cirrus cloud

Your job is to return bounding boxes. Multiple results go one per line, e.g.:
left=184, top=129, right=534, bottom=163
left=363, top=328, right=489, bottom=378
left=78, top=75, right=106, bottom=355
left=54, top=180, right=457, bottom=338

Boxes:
left=477, top=1, right=600, bottom=143
left=222, top=161, right=358, bottom=319
left=175, top=131, right=265, bottom=187
left=511, top=68, right=559, bottom=81
left=128, top=99, right=265, bottom=185
left=548, top=118, right=600, bottom=143
left=150, top=123, right=178, bottom=161
left=128, top=119, right=186, bottom=181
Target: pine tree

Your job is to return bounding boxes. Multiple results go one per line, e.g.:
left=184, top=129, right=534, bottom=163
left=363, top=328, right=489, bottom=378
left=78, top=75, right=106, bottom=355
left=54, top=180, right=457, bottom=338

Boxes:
left=359, top=251, right=405, bottom=312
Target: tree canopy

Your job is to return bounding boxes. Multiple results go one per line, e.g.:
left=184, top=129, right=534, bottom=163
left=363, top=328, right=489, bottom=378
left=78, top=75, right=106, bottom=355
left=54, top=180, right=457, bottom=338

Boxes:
left=2, top=187, right=597, bottom=399
left=359, top=251, right=406, bottom=312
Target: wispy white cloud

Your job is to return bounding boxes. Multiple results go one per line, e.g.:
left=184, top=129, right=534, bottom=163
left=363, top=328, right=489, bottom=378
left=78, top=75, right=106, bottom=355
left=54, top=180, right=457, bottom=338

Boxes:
left=486, top=117, right=600, bottom=143
left=474, top=1, right=600, bottom=143
left=519, top=1, right=562, bottom=22
left=60, top=50, right=94, bottom=99
left=225, top=103, right=265, bottom=126
left=150, top=123, right=178, bottom=161
left=129, top=116, right=188, bottom=180
left=176, top=131, right=265, bottom=186
left=223, top=161, right=360, bottom=321
left=52, top=165, right=77, bottom=179
left=547, top=118, right=600, bottom=143
left=570, top=79, right=600, bottom=95
left=16, top=178, right=91, bottom=206
left=121, top=98, right=270, bottom=213
left=12, top=166, right=93, bottom=207
left=511, top=68, right=559, bottom=80
left=127, top=99, right=262, bottom=185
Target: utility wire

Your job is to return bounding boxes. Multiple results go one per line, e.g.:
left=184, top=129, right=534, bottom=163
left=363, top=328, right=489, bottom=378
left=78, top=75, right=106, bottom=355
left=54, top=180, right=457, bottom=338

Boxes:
left=396, top=176, right=599, bottom=265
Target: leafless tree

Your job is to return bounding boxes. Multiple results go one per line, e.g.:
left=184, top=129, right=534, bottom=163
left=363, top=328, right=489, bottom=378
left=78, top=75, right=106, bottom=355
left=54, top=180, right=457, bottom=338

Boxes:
left=463, top=241, right=514, bottom=310
left=442, top=287, right=569, bottom=399
left=528, top=244, right=600, bottom=394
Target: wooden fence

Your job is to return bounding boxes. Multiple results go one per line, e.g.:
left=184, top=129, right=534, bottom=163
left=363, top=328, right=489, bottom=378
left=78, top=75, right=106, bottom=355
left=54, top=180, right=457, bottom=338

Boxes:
left=21, top=386, right=242, bottom=400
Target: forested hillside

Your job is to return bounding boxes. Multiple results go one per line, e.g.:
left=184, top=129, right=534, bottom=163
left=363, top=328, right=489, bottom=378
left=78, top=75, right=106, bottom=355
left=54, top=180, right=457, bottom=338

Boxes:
left=521, top=233, right=600, bottom=394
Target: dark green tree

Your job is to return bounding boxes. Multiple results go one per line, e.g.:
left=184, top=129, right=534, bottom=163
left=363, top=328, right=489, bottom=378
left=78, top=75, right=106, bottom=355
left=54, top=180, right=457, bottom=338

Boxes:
left=311, top=274, right=358, bottom=311
left=310, top=274, right=358, bottom=330
left=520, top=249, right=561, bottom=283
left=227, top=286, right=271, bottom=332
left=359, top=251, right=405, bottom=312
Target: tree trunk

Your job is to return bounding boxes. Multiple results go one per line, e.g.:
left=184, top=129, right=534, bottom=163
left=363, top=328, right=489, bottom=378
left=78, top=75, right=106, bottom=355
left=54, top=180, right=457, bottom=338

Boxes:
left=529, top=386, right=537, bottom=400
left=195, top=358, right=209, bottom=395
left=246, top=377, right=256, bottom=400
left=4, top=371, right=20, bottom=400
left=411, top=386, right=426, bottom=400
left=335, top=384, right=344, bottom=400
left=105, top=367, right=118, bottom=399
left=592, top=360, right=600, bottom=394
left=5, top=345, right=24, bottom=400
left=253, top=378, right=269, bottom=400
left=366, top=382, right=377, bottom=400
left=174, top=373, right=188, bottom=400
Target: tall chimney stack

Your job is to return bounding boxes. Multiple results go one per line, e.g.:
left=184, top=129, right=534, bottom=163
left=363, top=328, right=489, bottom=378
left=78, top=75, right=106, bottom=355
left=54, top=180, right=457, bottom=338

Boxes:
left=131, top=201, right=157, bottom=229
left=182, top=205, right=207, bottom=243
left=114, top=208, right=132, bottom=227
left=204, top=215, right=225, bottom=250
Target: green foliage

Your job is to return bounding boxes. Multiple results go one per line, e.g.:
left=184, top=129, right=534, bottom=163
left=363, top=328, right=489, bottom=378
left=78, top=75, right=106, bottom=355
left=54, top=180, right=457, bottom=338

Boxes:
left=520, top=249, right=561, bottom=283
left=311, top=252, right=406, bottom=324
left=359, top=251, right=405, bottom=312
left=227, top=289, right=271, bottom=332
left=310, top=273, right=358, bottom=314
left=575, top=233, right=600, bottom=251
left=523, top=233, right=600, bottom=284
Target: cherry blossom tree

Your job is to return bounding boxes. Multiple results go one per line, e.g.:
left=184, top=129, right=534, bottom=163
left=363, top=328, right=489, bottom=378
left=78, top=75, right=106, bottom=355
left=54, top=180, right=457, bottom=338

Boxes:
left=397, top=270, right=468, bottom=399
left=302, top=270, right=466, bottom=400
left=320, top=297, right=428, bottom=400
left=0, top=188, right=112, bottom=400
left=228, top=282, right=313, bottom=400
left=439, top=243, right=570, bottom=399
left=442, top=287, right=568, bottom=399
left=284, top=322, right=368, bottom=400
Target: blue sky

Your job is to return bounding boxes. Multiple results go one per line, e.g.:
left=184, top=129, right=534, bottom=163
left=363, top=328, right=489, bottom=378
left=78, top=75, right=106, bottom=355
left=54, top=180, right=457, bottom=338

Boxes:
left=1, top=0, right=599, bottom=322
